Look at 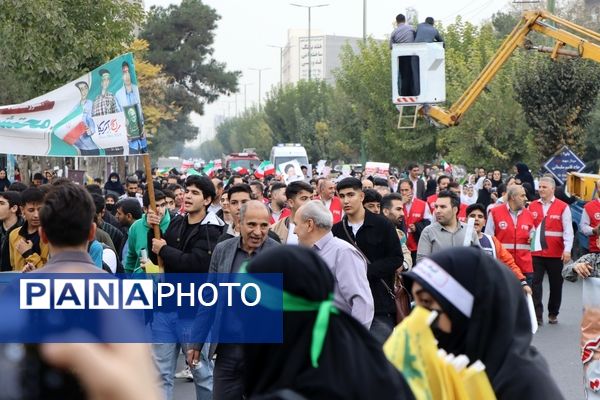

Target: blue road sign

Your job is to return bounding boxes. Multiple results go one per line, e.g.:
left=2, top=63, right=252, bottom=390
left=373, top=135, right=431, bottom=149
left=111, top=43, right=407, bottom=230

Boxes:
left=543, top=146, right=585, bottom=184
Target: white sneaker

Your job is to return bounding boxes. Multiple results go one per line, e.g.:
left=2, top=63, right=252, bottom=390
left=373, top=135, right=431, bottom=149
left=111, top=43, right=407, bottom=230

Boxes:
left=174, top=365, right=193, bottom=381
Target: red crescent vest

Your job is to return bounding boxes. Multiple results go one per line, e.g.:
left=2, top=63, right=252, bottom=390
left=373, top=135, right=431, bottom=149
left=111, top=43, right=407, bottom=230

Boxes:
left=270, top=207, right=291, bottom=225
left=404, top=198, right=427, bottom=252
left=329, top=196, right=343, bottom=224
left=529, top=198, right=567, bottom=258
left=426, top=194, right=437, bottom=213
left=489, top=204, right=534, bottom=274
left=584, top=200, right=600, bottom=253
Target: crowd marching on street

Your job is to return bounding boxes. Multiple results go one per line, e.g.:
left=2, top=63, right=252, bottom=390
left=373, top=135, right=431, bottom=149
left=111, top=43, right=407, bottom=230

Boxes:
left=8, top=6, right=600, bottom=398
left=0, top=155, right=593, bottom=400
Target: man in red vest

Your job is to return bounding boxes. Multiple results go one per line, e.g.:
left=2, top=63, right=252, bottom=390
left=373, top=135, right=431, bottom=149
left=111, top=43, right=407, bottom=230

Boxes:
left=485, top=184, right=535, bottom=285
left=580, top=179, right=600, bottom=254
left=399, top=179, right=432, bottom=265
left=318, top=179, right=343, bottom=224
left=426, top=175, right=451, bottom=213
left=529, top=176, right=573, bottom=325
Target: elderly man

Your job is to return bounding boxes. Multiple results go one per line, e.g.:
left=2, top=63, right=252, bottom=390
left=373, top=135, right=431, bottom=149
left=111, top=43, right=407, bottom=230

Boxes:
left=317, top=179, right=343, bottom=223
left=529, top=176, right=573, bottom=325
left=294, top=200, right=374, bottom=328
left=189, top=200, right=279, bottom=400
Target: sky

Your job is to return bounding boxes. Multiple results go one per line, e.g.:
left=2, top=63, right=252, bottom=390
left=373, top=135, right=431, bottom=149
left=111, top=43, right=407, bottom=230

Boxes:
left=144, top=0, right=518, bottom=147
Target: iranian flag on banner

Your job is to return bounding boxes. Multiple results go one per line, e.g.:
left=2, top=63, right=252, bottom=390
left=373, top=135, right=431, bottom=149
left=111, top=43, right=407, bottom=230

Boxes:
left=254, top=160, right=275, bottom=178
left=441, top=159, right=453, bottom=174
left=203, top=161, right=215, bottom=177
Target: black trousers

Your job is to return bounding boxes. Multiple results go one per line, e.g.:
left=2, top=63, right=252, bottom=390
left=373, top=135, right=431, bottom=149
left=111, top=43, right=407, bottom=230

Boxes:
left=532, top=256, right=564, bottom=318
left=214, top=344, right=245, bottom=400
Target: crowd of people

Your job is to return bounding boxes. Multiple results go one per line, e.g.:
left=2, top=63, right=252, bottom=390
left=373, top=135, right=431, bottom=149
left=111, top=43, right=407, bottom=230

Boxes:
left=0, top=159, right=587, bottom=399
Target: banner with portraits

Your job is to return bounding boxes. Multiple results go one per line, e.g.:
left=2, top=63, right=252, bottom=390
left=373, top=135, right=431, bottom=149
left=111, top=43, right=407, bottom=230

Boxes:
left=0, top=53, right=146, bottom=157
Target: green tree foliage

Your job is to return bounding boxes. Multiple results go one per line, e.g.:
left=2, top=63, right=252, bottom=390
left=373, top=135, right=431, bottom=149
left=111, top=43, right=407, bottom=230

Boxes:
left=514, top=56, right=600, bottom=161
left=142, top=0, right=240, bottom=116
left=215, top=108, right=273, bottom=158
left=262, top=80, right=358, bottom=161
left=0, top=0, right=143, bottom=103
left=141, top=0, right=241, bottom=157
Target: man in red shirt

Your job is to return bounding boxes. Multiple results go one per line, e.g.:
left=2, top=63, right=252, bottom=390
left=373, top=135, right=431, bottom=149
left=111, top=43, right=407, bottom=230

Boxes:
left=318, top=179, right=343, bottom=224
left=426, top=175, right=451, bottom=213
left=399, top=179, right=432, bottom=265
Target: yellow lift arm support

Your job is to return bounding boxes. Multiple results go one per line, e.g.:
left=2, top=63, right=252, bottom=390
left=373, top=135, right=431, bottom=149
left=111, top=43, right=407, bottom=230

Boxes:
left=428, top=10, right=600, bottom=127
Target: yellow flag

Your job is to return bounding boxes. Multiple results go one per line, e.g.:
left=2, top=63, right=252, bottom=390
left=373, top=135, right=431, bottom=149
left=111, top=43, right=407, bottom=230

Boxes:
left=384, top=306, right=496, bottom=400
left=384, top=306, right=448, bottom=400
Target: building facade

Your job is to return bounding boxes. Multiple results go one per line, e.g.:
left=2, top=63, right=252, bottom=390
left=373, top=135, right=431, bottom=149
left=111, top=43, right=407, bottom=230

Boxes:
left=282, top=29, right=362, bottom=85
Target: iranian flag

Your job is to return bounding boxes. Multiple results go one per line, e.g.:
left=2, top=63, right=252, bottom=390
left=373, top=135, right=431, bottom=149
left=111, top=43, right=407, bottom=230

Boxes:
left=232, top=164, right=249, bottom=175
left=441, top=159, right=453, bottom=174
left=254, top=160, right=275, bottom=178
left=203, top=161, right=216, bottom=177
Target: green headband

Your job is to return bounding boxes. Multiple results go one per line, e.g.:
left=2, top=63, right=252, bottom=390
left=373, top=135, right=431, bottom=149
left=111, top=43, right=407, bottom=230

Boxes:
left=238, top=263, right=338, bottom=368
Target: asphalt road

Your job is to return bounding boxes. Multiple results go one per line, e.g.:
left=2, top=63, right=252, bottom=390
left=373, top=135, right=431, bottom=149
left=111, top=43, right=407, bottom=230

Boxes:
left=533, top=277, right=584, bottom=400
left=174, top=276, right=585, bottom=399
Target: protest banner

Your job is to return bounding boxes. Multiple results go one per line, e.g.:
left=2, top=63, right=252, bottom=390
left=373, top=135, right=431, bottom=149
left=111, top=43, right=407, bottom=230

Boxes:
left=0, top=53, right=146, bottom=157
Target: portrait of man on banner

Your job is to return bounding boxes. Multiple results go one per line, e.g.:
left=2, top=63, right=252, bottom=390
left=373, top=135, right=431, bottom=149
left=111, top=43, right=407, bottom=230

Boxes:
left=115, top=61, right=147, bottom=154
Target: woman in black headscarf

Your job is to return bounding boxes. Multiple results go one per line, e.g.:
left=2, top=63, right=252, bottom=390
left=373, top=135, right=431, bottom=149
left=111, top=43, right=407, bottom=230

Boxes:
left=403, top=247, right=564, bottom=400
left=423, top=179, right=436, bottom=199
left=476, top=178, right=493, bottom=208
left=514, top=162, right=535, bottom=189
left=244, top=246, right=415, bottom=400
left=0, top=169, right=11, bottom=192
left=104, top=172, right=124, bottom=196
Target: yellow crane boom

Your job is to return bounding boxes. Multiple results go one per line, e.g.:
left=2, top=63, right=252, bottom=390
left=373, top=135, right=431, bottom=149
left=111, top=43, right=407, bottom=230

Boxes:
left=428, top=10, right=600, bottom=127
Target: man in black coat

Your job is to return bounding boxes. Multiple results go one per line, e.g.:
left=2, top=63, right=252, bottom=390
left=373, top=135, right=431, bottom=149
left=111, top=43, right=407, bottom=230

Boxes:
left=332, top=177, right=404, bottom=344
left=147, top=175, right=224, bottom=400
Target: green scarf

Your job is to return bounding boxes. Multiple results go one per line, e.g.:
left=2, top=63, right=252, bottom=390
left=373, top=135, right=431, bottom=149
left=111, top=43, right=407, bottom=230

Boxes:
left=238, top=263, right=338, bottom=367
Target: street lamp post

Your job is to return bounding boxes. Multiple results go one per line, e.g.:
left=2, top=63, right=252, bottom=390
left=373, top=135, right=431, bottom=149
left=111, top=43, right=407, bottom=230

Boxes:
left=249, top=68, right=270, bottom=110
left=268, top=45, right=285, bottom=87
left=290, top=3, right=329, bottom=81
left=363, top=0, right=367, bottom=43
left=243, top=82, right=253, bottom=112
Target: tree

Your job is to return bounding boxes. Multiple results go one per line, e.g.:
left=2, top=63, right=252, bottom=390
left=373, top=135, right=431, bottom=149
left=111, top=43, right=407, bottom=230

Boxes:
left=514, top=56, right=600, bottom=161
left=215, top=108, right=273, bottom=158
left=129, top=39, right=179, bottom=138
left=0, top=0, right=143, bottom=103
left=141, top=0, right=240, bottom=116
left=263, top=80, right=339, bottom=161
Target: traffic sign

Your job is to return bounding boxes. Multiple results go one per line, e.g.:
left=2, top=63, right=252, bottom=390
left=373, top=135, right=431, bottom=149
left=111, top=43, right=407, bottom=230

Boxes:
left=543, top=146, right=585, bottom=184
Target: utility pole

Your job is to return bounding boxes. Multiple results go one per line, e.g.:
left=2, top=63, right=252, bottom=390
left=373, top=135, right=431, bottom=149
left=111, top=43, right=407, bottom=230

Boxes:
left=360, top=0, right=367, bottom=164
left=249, top=68, right=270, bottom=110
left=290, top=3, right=329, bottom=81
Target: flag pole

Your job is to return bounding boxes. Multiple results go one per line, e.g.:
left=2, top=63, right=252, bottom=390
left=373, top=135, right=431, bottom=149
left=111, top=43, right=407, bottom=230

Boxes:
left=143, top=153, right=163, bottom=271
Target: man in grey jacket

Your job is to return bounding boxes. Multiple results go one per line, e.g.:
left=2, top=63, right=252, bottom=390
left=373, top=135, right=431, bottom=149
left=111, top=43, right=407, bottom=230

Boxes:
left=415, top=17, right=444, bottom=44
left=188, top=200, right=280, bottom=400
